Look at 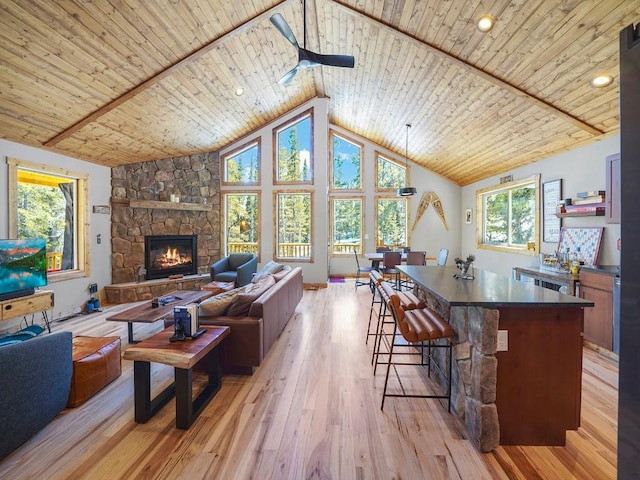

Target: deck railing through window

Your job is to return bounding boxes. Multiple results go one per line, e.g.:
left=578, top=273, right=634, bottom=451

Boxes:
left=228, top=243, right=259, bottom=255
left=332, top=243, right=361, bottom=254
left=277, top=243, right=311, bottom=258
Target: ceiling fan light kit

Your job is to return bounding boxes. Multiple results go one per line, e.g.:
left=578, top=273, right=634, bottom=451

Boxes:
left=270, top=1, right=354, bottom=85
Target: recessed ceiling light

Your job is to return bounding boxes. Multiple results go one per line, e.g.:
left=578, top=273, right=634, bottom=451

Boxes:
left=590, top=75, right=613, bottom=88
left=477, top=15, right=495, bottom=33
left=235, top=87, right=244, bottom=96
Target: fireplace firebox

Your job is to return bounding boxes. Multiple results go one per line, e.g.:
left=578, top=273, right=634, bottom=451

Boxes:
left=144, top=235, right=197, bottom=280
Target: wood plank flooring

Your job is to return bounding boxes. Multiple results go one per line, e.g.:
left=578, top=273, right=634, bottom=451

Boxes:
left=0, top=281, right=618, bottom=479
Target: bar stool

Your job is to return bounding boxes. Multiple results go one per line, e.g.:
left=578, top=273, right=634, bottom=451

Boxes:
left=371, top=281, right=426, bottom=371
left=366, top=270, right=385, bottom=344
left=377, top=283, right=455, bottom=412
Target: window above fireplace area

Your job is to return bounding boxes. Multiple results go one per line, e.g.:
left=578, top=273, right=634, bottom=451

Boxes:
left=144, top=235, right=197, bottom=280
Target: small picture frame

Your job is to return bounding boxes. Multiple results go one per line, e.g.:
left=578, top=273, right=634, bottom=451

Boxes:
left=465, top=209, right=472, bottom=224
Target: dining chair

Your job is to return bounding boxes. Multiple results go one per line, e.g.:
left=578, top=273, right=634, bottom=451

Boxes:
left=379, top=251, right=402, bottom=290
left=354, top=249, right=376, bottom=291
left=402, top=250, right=426, bottom=289
left=437, top=248, right=449, bottom=266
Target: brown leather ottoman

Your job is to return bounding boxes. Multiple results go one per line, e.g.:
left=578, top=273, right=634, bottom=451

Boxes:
left=67, top=336, right=122, bottom=407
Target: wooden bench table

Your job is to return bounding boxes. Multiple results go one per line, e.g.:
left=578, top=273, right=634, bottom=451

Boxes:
left=123, top=326, right=230, bottom=429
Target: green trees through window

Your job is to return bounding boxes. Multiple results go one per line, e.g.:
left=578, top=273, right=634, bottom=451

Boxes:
left=376, top=154, right=405, bottom=190
left=224, top=193, right=259, bottom=256
left=477, top=175, right=539, bottom=253
left=276, top=192, right=312, bottom=260
left=376, top=197, right=408, bottom=248
left=275, top=111, right=313, bottom=184
left=331, top=198, right=363, bottom=254
left=223, top=141, right=260, bottom=184
left=331, top=132, right=362, bottom=190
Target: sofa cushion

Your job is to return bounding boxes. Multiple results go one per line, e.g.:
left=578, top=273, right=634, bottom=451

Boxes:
left=252, top=260, right=284, bottom=283
left=227, top=274, right=276, bottom=316
left=271, top=264, right=292, bottom=282
left=199, top=286, right=245, bottom=317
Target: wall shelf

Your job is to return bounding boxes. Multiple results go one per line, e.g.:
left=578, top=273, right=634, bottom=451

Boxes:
left=556, top=210, right=605, bottom=218
left=111, top=197, right=212, bottom=211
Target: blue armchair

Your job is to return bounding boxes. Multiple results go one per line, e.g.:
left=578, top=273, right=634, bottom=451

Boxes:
left=210, top=253, right=258, bottom=287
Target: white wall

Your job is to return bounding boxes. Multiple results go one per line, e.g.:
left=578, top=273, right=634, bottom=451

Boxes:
left=460, top=134, right=621, bottom=276
left=0, top=139, right=113, bottom=322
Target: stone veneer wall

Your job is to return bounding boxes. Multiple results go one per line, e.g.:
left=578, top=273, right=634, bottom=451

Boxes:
left=416, top=289, right=500, bottom=452
left=110, top=152, right=220, bottom=285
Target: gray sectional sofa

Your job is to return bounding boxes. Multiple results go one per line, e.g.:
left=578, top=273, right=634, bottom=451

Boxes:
left=0, top=331, right=73, bottom=460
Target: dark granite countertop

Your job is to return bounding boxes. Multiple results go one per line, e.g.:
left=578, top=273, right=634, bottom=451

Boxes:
left=397, top=266, right=594, bottom=308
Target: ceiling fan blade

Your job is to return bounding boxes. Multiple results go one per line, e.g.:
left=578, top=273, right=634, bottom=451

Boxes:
left=278, top=66, right=299, bottom=85
left=270, top=13, right=298, bottom=48
left=300, top=49, right=355, bottom=68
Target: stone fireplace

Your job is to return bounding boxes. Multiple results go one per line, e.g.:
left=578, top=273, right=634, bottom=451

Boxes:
left=109, top=153, right=221, bottom=300
left=144, top=234, right=197, bottom=279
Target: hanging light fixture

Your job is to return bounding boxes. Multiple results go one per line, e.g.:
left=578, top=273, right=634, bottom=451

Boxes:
left=397, top=123, right=417, bottom=196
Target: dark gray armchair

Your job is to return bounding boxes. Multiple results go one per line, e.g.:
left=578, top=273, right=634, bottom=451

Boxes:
left=210, top=253, right=258, bottom=287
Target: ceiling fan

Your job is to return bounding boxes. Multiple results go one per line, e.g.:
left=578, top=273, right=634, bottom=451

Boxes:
left=270, top=1, right=355, bottom=85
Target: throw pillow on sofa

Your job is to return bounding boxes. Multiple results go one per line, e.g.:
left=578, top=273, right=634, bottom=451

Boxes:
left=227, top=274, right=276, bottom=316
left=199, top=286, right=246, bottom=317
left=0, top=325, right=44, bottom=347
left=271, top=264, right=292, bottom=282
left=252, top=260, right=284, bottom=283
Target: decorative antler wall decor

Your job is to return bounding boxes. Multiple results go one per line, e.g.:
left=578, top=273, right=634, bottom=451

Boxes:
left=412, top=191, right=449, bottom=231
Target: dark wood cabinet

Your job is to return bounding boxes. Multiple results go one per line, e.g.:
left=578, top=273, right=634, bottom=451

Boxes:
left=579, top=270, right=614, bottom=350
left=606, top=153, right=621, bottom=223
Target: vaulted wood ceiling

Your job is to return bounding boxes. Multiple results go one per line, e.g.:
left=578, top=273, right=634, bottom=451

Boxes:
left=1, top=0, right=636, bottom=185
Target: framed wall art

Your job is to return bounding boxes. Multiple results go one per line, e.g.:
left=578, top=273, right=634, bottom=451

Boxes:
left=542, top=179, right=562, bottom=243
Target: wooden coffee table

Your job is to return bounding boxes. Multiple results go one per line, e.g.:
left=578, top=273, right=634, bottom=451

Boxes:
left=123, top=326, right=230, bottom=429
left=106, top=290, right=212, bottom=343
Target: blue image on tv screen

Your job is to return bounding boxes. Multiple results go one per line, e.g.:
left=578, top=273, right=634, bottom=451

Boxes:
left=0, top=238, right=48, bottom=300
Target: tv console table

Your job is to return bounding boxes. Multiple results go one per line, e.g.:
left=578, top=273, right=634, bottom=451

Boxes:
left=0, top=290, right=54, bottom=332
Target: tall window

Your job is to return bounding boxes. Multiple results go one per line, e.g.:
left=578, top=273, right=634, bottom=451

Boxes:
left=330, top=131, right=362, bottom=191
left=273, top=109, right=313, bottom=184
left=330, top=198, right=363, bottom=255
left=376, top=153, right=406, bottom=192
left=223, top=193, right=260, bottom=257
left=476, top=175, right=540, bottom=253
left=275, top=191, right=313, bottom=261
left=375, top=197, right=408, bottom=248
left=8, top=158, right=89, bottom=279
left=222, top=140, right=260, bottom=185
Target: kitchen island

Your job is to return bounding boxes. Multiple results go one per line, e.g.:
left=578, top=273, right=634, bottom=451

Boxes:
left=396, top=265, right=594, bottom=452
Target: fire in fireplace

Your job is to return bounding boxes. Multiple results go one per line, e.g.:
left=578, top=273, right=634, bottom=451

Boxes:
left=144, top=235, right=197, bottom=280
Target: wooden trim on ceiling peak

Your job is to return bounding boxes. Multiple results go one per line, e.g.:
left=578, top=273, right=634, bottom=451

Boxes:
left=329, top=0, right=604, bottom=137
left=44, top=0, right=295, bottom=148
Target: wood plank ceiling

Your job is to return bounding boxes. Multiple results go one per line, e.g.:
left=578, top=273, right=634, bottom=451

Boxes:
left=1, top=0, right=637, bottom=186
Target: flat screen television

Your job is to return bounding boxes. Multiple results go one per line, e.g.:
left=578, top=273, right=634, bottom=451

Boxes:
left=0, top=238, right=48, bottom=301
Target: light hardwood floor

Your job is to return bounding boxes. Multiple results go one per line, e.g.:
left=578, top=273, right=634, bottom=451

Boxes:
left=0, top=281, right=618, bottom=479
